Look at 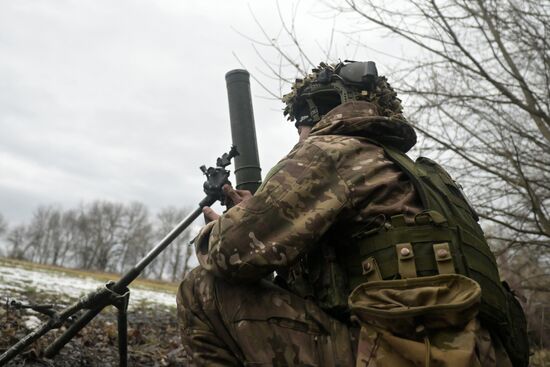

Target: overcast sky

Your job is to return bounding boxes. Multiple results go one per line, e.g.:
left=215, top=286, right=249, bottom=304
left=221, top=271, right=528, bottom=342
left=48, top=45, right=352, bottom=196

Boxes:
left=0, top=0, right=406, bottom=226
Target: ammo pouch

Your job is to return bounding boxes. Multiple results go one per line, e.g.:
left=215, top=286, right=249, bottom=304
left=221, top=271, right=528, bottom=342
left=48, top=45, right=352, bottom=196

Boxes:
left=349, top=274, right=482, bottom=367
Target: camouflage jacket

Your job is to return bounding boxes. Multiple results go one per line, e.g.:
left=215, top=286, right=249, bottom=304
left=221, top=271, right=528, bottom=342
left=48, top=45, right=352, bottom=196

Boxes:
left=195, top=101, right=422, bottom=284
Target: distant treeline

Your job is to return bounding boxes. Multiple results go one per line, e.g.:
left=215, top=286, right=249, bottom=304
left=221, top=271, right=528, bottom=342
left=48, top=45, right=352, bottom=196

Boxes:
left=0, top=202, right=195, bottom=282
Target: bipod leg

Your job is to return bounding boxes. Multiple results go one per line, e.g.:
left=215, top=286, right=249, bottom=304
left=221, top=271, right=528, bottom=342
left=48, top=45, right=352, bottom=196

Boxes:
left=105, top=282, right=130, bottom=367
left=118, top=309, right=128, bottom=367
left=1, top=282, right=117, bottom=366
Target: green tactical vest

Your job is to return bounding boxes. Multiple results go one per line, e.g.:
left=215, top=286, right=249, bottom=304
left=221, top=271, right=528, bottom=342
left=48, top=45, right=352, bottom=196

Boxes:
left=333, top=144, right=528, bottom=367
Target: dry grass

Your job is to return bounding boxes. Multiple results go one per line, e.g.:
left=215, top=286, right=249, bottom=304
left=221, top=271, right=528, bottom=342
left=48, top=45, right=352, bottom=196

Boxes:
left=0, top=257, right=179, bottom=293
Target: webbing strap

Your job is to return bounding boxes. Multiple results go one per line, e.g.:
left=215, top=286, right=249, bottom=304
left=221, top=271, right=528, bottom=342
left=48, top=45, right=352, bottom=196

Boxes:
left=433, top=242, right=455, bottom=274
left=361, top=257, right=382, bottom=282
left=396, top=243, right=417, bottom=278
left=358, top=225, right=455, bottom=256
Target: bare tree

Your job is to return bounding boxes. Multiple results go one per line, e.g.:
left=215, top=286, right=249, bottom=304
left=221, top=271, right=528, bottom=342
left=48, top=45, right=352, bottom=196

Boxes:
left=153, top=207, right=195, bottom=282
left=72, top=204, right=95, bottom=269
left=339, top=0, right=549, bottom=244
left=116, top=202, right=153, bottom=274
left=2, top=201, right=197, bottom=284
left=79, top=201, right=125, bottom=271
left=6, top=225, right=26, bottom=260
left=55, top=209, right=79, bottom=267
left=5, top=206, right=75, bottom=266
left=21, top=206, right=61, bottom=264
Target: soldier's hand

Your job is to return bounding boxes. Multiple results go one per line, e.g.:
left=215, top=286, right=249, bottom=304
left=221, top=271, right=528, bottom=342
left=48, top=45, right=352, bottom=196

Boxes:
left=202, top=185, right=252, bottom=223
left=223, top=184, right=252, bottom=205
left=202, top=207, right=220, bottom=223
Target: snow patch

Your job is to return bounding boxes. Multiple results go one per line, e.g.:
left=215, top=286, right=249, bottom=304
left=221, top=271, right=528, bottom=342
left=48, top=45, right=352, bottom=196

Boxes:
left=24, top=315, right=42, bottom=329
left=0, top=262, right=176, bottom=308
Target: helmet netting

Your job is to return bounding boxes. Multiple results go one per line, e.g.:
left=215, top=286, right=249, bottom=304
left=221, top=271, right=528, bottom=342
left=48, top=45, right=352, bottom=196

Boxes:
left=282, top=63, right=405, bottom=122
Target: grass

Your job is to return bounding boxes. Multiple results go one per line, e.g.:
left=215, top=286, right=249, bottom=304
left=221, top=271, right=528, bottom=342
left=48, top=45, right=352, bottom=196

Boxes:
left=0, top=257, right=179, bottom=293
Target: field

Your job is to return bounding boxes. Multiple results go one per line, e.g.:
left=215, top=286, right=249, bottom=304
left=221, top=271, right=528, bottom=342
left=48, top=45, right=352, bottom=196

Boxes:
left=0, top=258, right=186, bottom=366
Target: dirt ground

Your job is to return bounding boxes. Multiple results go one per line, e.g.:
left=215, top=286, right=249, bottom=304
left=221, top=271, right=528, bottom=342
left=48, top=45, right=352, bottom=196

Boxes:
left=1, top=296, right=186, bottom=367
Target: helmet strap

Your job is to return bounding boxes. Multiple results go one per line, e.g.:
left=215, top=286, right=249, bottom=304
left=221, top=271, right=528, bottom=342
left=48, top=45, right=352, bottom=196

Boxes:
left=306, top=99, right=321, bottom=124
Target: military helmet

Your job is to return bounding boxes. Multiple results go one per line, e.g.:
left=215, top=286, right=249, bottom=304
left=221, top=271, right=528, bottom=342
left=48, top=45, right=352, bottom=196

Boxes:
left=283, top=61, right=405, bottom=126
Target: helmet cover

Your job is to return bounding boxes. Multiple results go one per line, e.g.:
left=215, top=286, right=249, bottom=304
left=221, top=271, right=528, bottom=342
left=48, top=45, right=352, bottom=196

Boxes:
left=283, top=61, right=405, bottom=127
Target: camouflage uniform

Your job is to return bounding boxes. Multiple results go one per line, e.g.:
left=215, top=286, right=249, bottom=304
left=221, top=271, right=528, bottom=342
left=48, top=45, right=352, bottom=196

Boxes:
left=177, top=101, right=513, bottom=366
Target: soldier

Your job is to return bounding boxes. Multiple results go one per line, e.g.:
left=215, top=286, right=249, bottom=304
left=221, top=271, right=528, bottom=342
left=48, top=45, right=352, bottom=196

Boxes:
left=177, top=61, right=528, bottom=366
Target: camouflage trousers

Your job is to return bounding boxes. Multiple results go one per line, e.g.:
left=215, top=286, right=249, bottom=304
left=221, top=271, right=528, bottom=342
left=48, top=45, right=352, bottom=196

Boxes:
left=177, top=267, right=512, bottom=367
left=177, top=267, right=356, bottom=366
